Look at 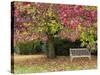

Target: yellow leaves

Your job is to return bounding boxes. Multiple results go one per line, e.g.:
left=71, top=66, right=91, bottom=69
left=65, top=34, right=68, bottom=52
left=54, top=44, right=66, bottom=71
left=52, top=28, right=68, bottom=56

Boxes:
left=48, top=11, right=52, bottom=16
left=84, top=6, right=97, bottom=11
left=48, top=21, right=60, bottom=34
left=23, top=22, right=32, bottom=27
left=37, top=26, right=45, bottom=32
left=51, top=20, right=56, bottom=24
left=88, top=27, right=95, bottom=34
left=22, top=32, right=28, bottom=35
left=77, top=24, right=82, bottom=31
left=46, top=5, right=54, bottom=17
left=46, top=10, right=53, bottom=17
left=28, top=22, right=32, bottom=26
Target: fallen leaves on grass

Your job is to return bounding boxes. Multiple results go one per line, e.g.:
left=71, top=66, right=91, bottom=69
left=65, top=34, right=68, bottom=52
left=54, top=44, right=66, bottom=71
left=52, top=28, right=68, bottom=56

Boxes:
left=13, top=54, right=97, bottom=74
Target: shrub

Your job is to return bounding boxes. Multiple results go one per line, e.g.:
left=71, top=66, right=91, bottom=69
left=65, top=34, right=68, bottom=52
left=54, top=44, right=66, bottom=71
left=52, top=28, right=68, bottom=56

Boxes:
left=14, top=40, right=43, bottom=55
left=17, top=41, right=34, bottom=55
left=54, top=37, right=83, bottom=56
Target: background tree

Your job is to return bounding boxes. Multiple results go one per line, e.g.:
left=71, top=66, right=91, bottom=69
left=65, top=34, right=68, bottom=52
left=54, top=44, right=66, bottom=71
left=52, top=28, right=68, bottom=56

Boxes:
left=12, top=2, right=97, bottom=58
left=56, top=5, right=97, bottom=50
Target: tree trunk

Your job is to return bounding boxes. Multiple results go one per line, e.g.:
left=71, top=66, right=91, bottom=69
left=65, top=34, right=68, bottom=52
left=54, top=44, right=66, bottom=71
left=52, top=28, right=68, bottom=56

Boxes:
left=47, top=35, right=56, bottom=58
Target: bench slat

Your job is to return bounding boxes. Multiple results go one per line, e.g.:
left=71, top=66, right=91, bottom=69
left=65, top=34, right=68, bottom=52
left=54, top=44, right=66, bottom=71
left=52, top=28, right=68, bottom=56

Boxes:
left=70, top=48, right=91, bottom=62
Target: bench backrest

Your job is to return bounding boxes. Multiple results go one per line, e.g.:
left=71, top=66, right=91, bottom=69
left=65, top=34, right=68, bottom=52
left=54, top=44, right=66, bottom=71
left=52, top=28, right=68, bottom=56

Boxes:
left=70, top=48, right=91, bottom=56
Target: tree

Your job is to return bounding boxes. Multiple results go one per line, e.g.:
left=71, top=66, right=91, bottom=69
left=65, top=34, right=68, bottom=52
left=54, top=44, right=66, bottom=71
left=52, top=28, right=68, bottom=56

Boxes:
left=56, top=4, right=97, bottom=50
left=12, top=2, right=97, bottom=58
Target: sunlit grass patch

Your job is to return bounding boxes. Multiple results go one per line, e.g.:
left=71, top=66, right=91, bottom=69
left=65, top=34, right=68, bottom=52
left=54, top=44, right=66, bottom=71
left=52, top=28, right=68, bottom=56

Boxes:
left=13, top=55, right=97, bottom=74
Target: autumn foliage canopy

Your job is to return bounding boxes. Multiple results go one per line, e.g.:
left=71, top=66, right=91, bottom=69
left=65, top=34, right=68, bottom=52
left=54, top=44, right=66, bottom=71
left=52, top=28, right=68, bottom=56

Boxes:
left=12, top=2, right=97, bottom=49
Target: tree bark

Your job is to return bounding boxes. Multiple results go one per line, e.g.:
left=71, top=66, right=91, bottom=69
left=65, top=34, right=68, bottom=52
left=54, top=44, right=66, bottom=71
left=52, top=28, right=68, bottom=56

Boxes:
left=47, top=35, right=56, bottom=58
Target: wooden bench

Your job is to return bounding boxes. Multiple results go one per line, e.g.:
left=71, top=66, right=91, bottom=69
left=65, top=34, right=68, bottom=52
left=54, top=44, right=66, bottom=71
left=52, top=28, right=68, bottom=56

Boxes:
left=70, top=48, right=91, bottom=62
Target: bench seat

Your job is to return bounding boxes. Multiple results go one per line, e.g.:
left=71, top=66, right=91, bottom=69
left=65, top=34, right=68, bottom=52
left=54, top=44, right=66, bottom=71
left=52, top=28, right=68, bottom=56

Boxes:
left=70, top=48, right=91, bottom=62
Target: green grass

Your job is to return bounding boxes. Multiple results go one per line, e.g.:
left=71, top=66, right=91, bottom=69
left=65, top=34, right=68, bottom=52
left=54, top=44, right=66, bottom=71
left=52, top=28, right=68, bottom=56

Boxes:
left=13, top=55, right=97, bottom=74
left=14, top=65, right=49, bottom=74
left=14, top=64, right=96, bottom=74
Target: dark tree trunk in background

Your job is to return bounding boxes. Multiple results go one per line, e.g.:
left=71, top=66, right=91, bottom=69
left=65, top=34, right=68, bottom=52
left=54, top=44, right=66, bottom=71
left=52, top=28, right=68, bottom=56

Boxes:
left=47, top=35, right=56, bottom=58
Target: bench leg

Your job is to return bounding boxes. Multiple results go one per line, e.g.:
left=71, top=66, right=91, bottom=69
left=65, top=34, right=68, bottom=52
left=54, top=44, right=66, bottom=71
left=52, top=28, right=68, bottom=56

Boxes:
left=70, top=57, right=73, bottom=62
left=89, top=56, right=91, bottom=60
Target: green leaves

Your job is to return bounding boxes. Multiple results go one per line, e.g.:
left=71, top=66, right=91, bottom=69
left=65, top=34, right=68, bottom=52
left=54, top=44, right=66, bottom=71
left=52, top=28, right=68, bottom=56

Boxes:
left=13, top=2, right=97, bottom=50
left=47, top=20, right=60, bottom=35
left=79, top=26, right=96, bottom=50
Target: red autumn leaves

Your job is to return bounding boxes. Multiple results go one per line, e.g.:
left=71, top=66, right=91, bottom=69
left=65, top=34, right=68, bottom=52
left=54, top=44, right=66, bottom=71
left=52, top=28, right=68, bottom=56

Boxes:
left=13, top=2, right=97, bottom=42
left=56, top=5, right=96, bottom=29
left=56, top=5, right=84, bottom=29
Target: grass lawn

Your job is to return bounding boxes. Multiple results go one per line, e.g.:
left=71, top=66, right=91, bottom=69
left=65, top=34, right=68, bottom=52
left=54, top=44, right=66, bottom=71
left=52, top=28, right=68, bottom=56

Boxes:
left=12, top=54, right=97, bottom=74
